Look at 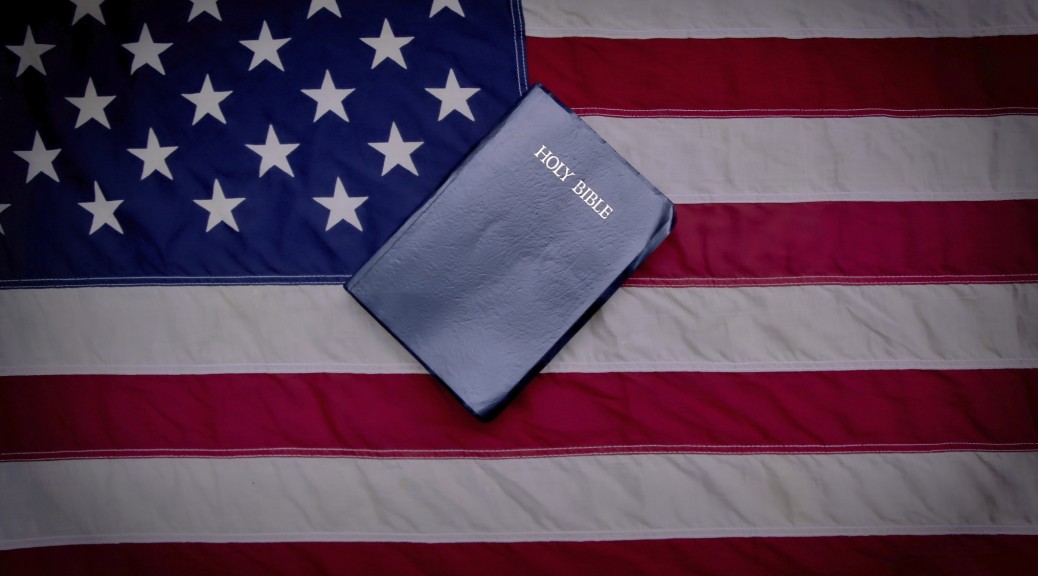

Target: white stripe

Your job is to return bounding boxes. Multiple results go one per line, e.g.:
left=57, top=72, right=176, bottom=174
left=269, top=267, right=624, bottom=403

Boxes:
left=2, top=452, right=1035, bottom=549
left=524, top=0, right=1038, bottom=39
left=584, top=115, right=1038, bottom=203
left=2, top=283, right=1035, bottom=375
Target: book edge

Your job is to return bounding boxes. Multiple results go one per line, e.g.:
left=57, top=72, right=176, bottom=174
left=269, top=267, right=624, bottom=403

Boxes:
left=345, top=84, right=676, bottom=421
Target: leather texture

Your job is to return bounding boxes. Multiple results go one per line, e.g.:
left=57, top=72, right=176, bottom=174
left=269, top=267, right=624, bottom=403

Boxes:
left=346, top=85, right=675, bottom=420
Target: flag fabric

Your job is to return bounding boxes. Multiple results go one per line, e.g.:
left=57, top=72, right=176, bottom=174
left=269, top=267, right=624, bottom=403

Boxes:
left=0, top=0, right=524, bottom=285
left=3, top=0, right=1038, bottom=574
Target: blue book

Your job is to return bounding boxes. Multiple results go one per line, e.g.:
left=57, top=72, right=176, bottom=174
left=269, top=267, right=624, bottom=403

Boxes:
left=346, top=85, right=675, bottom=420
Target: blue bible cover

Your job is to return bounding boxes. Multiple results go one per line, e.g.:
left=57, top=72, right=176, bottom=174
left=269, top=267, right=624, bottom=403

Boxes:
left=346, top=85, right=675, bottom=420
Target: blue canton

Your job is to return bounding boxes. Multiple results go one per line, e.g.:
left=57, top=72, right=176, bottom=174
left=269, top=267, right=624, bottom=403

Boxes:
left=0, top=0, right=527, bottom=287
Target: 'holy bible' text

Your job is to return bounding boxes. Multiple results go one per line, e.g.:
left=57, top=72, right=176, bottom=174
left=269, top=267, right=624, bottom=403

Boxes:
left=534, top=145, right=613, bottom=220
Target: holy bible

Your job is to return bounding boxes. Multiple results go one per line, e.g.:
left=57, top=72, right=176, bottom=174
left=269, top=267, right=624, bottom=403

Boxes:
left=345, top=85, right=675, bottom=421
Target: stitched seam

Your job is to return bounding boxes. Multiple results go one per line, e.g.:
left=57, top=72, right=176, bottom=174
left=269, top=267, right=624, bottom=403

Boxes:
left=633, top=274, right=1038, bottom=281
left=0, top=274, right=349, bottom=283
left=6, top=441, right=1037, bottom=457
left=574, top=106, right=1038, bottom=113
left=5, top=448, right=1038, bottom=463
left=632, top=280, right=1036, bottom=288
left=586, top=114, right=1038, bottom=120
left=509, top=0, right=523, bottom=95
left=525, top=25, right=1038, bottom=35
left=4, top=359, right=1037, bottom=376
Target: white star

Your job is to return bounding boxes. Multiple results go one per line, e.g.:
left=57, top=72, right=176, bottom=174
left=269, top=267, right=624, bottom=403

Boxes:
left=426, top=69, right=480, bottom=121
left=70, top=0, right=106, bottom=24
left=308, top=0, right=341, bottom=18
left=66, top=78, right=116, bottom=129
left=430, top=0, right=464, bottom=17
left=6, top=27, right=55, bottom=77
left=315, top=178, right=367, bottom=231
left=13, top=132, right=61, bottom=183
left=360, top=19, right=413, bottom=69
left=182, top=74, right=231, bottom=125
left=187, top=0, right=221, bottom=21
left=240, top=21, right=290, bottom=72
left=302, top=70, right=354, bottom=122
left=369, top=122, right=423, bottom=176
left=194, top=180, right=244, bottom=232
left=128, top=128, right=177, bottom=180
left=0, top=203, right=9, bottom=236
left=246, top=125, right=298, bottom=177
left=122, top=24, right=172, bottom=75
left=79, top=182, right=123, bottom=234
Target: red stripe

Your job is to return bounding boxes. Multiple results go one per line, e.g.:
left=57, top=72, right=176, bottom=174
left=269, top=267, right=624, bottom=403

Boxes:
left=527, top=36, right=1038, bottom=117
left=628, top=201, right=1038, bottom=287
left=4, top=536, right=1038, bottom=575
left=3, top=370, right=1036, bottom=460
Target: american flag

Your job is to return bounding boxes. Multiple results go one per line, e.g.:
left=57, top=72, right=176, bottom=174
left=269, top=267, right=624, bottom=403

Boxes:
left=2, top=0, right=1038, bottom=573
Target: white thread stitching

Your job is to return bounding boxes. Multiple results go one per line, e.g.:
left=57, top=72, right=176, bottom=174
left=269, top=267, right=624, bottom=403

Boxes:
left=628, top=280, right=1034, bottom=288
left=525, top=25, right=1038, bottom=36
left=586, top=113, right=1038, bottom=120
left=516, top=0, right=528, bottom=87
left=632, top=274, right=1038, bottom=281
left=5, top=441, right=1037, bottom=458
left=0, top=274, right=350, bottom=284
left=509, top=0, right=523, bottom=95
left=574, top=106, right=1038, bottom=113
left=4, top=358, right=1037, bottom=375
left=5, top=448, right=1038, bottom=463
